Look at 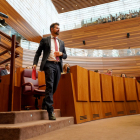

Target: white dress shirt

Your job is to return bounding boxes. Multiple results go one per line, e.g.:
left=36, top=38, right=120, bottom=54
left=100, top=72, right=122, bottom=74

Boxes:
left=6, top=69, right=10, bottom=74
left=47, top=35, right=60, bottom=61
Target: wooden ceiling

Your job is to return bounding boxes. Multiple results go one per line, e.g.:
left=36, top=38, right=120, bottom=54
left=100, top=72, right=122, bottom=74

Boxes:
left=0, top=0, right=42, bottom=43
left=51, top=0, right=118, bottom=13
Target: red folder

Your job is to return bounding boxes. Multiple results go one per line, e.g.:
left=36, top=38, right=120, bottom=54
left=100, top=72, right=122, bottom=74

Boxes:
left=32, top=68, right=36, bottom=80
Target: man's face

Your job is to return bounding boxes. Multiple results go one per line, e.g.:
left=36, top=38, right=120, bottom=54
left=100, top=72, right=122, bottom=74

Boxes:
left=6, top=64, right=10, bottom=70
left=109, top=70, right=112, bottom=74
left=52, top=25, right=60, bottom=35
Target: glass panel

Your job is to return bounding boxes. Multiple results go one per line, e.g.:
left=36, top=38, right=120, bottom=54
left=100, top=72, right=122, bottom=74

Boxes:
left=58, top=0, right=140, bottom=31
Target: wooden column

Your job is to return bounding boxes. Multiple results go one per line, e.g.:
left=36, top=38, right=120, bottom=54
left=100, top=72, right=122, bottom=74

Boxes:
left=8, top=35, right=16, bottom=111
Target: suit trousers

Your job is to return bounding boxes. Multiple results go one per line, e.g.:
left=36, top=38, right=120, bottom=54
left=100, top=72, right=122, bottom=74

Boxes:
left=43, top=61, right=61, bottom=113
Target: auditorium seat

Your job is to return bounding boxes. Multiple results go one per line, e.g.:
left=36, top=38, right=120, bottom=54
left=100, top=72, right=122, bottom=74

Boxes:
left=22, top=69, right=46, bottom=109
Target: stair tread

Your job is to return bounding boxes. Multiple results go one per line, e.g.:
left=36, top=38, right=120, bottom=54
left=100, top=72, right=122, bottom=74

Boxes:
left=0, top=117, right=73, bottom=128
left=0, top=109, right=60, bottom=114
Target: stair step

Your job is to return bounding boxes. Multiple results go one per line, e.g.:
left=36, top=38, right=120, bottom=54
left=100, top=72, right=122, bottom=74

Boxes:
left=0, top=117, right=74, bottom=140
left=0, top=109, right=61, bottom=124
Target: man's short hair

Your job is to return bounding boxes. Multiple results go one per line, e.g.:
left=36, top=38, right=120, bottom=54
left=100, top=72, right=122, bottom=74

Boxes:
left=94, top=70, right=99, bottom=73
left=5, top=63, right=9, bottom=68
left=50, top=23, right=59, bottom=32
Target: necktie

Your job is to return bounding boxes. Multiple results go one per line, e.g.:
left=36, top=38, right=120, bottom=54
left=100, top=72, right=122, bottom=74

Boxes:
left=53, top=37, right=59, bottom=61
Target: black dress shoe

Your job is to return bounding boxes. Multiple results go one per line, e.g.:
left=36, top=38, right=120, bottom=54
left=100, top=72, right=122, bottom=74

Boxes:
left=48, top=112, right=56, bottom=120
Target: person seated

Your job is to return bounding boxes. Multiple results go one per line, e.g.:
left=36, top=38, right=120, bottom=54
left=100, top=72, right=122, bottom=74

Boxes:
left=107, top=17, right=111, bottom=22
left=112, top=16, right=115, bottom=22
left=102, top=18, right=106, bottom=23
left=131, top=13, right=135, bottom=18
left=120, top=14, right=123, bottom=20
left=25, top=66, right=30, bottom=69
left=127, top=47, right=132, bottom=56
left=1, top=63, right=10, bottom=76
left=121, top=73, right=126, bottom=78
left=129, top=10, right=132, bottom=18
left=136, top=49, right=140, bottom=55
left=98, top=18, right=101, bottom=24
left=100, top=16, right=103, bottom=23
left=105, top=69, right=112, bottom=76
left=126, top=14, right=130, bottom=19
left=103, top=53, right=107, bottom=57
left=105, top=18, right=108, bottom=23
left=117, top=16, right=121, bottom=21
left=133, top=11, right=137, bottom=17
left=138, top=9, right=140, bottom=16
left=115, top=14, right=118, bottom=21
left=62, top=63, right=70, bottom=74
left=94, top=70, right=100, bottom=73
left=121, top=14, right=125, bottom=20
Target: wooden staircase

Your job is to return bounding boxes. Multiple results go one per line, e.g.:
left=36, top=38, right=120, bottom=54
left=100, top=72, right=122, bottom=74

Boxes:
left=0, top=109, right=74, bottom=140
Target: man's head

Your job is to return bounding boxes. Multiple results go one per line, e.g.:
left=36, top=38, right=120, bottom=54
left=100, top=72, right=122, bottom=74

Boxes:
left=5, top=63, right=10, bottom=70
left=121, top=73, right=126, bottom=78
left=94, top=70, right=99, bottom=73
left=107, top=69, right=112, bottom=75
left=50, top=23, right=60, bottom=37
left=63, top=63, right=70, bottom=72
left=26, top=66, right=30, bottom=69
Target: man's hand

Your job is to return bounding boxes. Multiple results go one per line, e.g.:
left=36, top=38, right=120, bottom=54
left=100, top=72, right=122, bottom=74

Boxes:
left=54, top=51, right=63, bottom=57
left=32, top=65, right=37, bottom=69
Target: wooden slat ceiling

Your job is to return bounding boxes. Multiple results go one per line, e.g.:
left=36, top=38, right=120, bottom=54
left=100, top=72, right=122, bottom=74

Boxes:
left=51, top=0, right=118, bottom=13
left=0, top=0, right=42, bottom=43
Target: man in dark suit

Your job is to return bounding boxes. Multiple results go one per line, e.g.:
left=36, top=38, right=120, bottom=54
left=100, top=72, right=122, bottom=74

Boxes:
left=1, top=63, right=10, bottom=76
left=33, top=23, right=67, bottom=120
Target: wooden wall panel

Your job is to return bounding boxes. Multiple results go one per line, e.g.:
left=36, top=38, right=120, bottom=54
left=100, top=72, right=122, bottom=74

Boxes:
left=53, top=74, right=76, bottom=121
left=70, top=65, right=89, bottom=101
left=112, top=76, right=125, bottom=101
left=125, top=101, right=139, bottom=115
left=53, top=73, right=91, bottom=124
left=0, top=74, right=21, bottom=112
left=101, top=102, right=115, bottom=118
left=23, top=49, right=140, bottom=78
left=101, top=74, right=113, bottom=101
left=136, top=81, right=140, bottom=100
left=124, top=78, right=137, bottom=101
left=89, top=102, right=103, bottom=120
left=44, top=17, right=140, bottom=50
left=88, top=71, right=101, bottom=101
left=114, top=102, right=127, bottom=116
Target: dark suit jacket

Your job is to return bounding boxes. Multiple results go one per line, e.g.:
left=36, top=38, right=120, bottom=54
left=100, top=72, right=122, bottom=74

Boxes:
left=1, top=69, right=8, bottom=76
left=33, top=36, right=67, bottom=72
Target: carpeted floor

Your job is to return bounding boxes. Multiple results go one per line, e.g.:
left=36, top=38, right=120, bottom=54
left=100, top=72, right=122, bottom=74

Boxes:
left=27, top=114, right=140, bottom=140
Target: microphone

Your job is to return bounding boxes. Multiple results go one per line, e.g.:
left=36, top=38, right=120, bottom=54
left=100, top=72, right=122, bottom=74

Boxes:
left=0, top=12, right=8, bottom=18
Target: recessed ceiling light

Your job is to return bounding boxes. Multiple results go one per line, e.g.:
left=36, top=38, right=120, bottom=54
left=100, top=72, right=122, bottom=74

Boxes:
left=62, top=8, right=64, bottom=10
left=76, top=5, right=77, bottom=6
